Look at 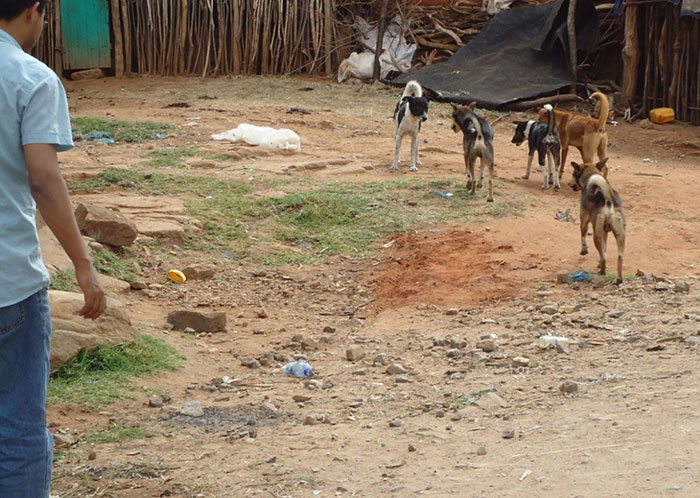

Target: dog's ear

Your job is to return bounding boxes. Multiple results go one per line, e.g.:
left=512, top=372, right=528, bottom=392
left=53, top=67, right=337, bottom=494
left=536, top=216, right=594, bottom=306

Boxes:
left=467, top=101, right=477, bottom=111
left=571, top=161, right=583, bottom=172
left=450, top=103, right=459, bottom=111
left=595, top=157, right=609, bottom=171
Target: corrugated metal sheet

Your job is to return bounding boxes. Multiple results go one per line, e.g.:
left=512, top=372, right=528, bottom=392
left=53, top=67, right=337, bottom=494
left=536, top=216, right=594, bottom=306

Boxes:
left=61, top=0, right=111, bottom=69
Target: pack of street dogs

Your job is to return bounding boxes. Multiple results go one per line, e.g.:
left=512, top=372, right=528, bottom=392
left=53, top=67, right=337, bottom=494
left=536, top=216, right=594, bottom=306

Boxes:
left=392, top=80, right=626, bottom=284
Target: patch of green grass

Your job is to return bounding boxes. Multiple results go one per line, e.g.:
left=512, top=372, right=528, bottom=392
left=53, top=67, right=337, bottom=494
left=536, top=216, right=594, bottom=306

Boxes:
left=143, top=146, right=198, bottom=168
left=92, top=249, right=140, bottom=282
left=68, top=169, right=524, bottom=263
left=50, top=269, right=76, bottom=292
left=48, top=335, right=183, bottom=407
left=86, top=425, right=149, bottom=444
left=72, top=117, right=172, bottom=144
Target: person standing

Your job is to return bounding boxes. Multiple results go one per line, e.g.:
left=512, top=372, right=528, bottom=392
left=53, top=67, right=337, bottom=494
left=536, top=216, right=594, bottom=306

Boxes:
left=0, top=2, right=106, bottom=496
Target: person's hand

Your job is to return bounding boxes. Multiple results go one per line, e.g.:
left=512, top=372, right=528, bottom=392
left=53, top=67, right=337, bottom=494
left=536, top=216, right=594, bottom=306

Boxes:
left=74, top=263, right=106, bottom=320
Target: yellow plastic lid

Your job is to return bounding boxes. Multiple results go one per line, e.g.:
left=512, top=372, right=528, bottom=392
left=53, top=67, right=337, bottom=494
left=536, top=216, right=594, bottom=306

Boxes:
left=168, top=269, right=186, bottom=284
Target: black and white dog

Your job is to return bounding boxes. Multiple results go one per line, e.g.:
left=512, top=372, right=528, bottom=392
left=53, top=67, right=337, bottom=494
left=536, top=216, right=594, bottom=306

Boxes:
left=511, top=104, right=563, bottom=190
left=451, top=102, right=496, bottom=202
left=391, top=80, right=429, bottom=172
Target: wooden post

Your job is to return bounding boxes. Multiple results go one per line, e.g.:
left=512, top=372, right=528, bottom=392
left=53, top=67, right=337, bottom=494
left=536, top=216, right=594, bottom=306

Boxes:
left=373, top=0, right=389, bottom=82
left=55, top=0, right=63, bottom=76
left=110, top=0, right=124, bottom=76
left=621, top=4, right=639, bottom=109
left=668, top=6, right=681, bottom=111
left=323, top=0, right=333, bottom=75
left=567, top=0, right=578, bottom=94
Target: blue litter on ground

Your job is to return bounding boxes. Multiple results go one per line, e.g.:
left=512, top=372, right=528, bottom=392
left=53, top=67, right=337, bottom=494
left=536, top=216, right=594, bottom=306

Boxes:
left=83, top=131, right=115, bottom=145
left=571, top=270, right=593, bottom=282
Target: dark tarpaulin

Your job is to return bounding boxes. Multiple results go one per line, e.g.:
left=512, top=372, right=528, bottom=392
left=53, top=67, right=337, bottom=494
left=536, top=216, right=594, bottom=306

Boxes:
left=391, top=0, right=599, bottom=109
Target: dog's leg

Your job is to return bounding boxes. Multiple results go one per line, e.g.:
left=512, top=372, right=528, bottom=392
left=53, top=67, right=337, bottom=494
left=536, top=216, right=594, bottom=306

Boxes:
left=538, top=149, right=548, bottom=189
left=391, top=134, right=402, bottom=171
left=409, top=134, right=419, bottom=172
left=579, top=210, right=590, bottom=255
left=598, top=133, right=608, bottom=163
left=559, top=142, right=569, bottom=179
left=523, top=153, right=533, bottom=179
left=614, top=225, right=625, bottom=284
left=486, top=153, right=494, bottom=202
left=594, top=226, right=607, bottom=276
left=465, top=150, right=475, bottom=194
left=552, top=146, right=561, bottom=190
left=477, top=154, right=485, bottom=189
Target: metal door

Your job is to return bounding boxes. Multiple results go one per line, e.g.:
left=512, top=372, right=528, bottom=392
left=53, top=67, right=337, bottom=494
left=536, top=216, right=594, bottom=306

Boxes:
left=61, top=0, right=111, bottom=69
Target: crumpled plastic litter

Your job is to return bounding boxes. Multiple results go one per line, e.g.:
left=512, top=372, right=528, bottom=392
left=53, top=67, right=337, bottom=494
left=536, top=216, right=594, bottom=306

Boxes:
left=83, top=131, right=115, bottom=145
left=211, top=123, right=301, bottom=151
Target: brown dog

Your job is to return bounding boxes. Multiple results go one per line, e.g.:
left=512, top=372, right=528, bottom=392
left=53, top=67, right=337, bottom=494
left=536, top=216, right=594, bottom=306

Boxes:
left=571, top=158, right=626, bottom=284
left=539, top=92, right=609, bottom=179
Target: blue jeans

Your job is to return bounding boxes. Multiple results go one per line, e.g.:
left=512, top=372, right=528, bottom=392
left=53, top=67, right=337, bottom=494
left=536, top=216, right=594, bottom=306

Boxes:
left=0, top=289, right=53, bottom=498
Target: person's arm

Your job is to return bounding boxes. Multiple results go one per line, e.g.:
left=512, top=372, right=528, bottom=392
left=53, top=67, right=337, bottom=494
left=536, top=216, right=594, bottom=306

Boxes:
left=24, top=143, right=106, bottom=320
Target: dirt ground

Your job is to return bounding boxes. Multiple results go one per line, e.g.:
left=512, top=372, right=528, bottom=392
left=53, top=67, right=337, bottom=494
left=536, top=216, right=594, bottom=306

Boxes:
left=50, top=75, right=700, bottom=498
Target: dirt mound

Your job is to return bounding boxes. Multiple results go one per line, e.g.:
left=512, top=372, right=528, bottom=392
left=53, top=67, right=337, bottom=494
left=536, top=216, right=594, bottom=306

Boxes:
left=369, top=228, right=521, bottom=309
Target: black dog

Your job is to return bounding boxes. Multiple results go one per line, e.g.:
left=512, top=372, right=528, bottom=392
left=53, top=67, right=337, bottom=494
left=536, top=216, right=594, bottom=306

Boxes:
left=511, top=104, right=565, bottom=190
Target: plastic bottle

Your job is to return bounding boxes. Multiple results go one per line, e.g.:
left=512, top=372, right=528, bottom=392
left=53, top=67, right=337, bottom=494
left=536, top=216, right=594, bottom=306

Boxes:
left=282, top=360, right=313, bottom=378
left=537, top=335, right=570, bottom=352
left=435, top=190, right=454, bottom=199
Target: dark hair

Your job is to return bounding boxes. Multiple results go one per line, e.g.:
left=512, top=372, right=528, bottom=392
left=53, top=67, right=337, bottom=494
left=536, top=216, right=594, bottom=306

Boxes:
left=0, top=1, right=48, bottom=21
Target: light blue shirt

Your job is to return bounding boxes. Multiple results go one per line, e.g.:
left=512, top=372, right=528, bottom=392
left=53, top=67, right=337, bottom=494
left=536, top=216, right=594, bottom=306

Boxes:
left=0, top=28, right=73, bottom=307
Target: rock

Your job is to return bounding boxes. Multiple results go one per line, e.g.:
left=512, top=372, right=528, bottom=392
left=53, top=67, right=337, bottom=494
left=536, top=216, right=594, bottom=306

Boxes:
left=346, top=345, right=366, bottom=362
left=389, top=418, right=402, bottom=427
left=674, top=280, right=690, bottom=293
left=559, top=305, right=577, bottom=314
left=557, top=271, right=573, bottom=284
left=135, top=220, right=185, bottom=242
left=408, top=444, right=417, bottom=452
left=88, top=450, right=97, bottom=460
left=180, top=401, right=205, bottom=417
left=129, top=281, right=148, bottom=290
left=684, top=336, right=700, bottom=345
left=148, top=396, right=164, bottom=408
left=304, top=415, right=317, bottom=426
left=265, top=456, right=277, bottom=464
left=540, top=304, right=559, bottom=315
left=39, top=226, right=73, bottom=274
left=445, top=308, right=460, bottom=315
left=608, top=310, right=625, bottom=319
left=511, top=356, right=530, bottom=367
left=301, top=338, right=320, bottom=350
left=70, top=68, right=105, bottom=80
left=49, top=291, right=135, bottom=370
left=395, top=375, right=412, bottom=383
left=293, top=394, right=311, bottom=402
left=386, top=363, right=407, bottom=375
left=241, top=358, right=261, bottom=369
left=167, top=310, right=227, bottom=332
left=654, top=282, right=673, bottom=291
left=373, top=353, right=389, bottom=366
left=476, top=339, right=497, bottom=353
left=53, top=433, right=78, bottom=448
left=88, top=241, right=105, bottom=253
left=477, top=446, right=487, bottom=456
left=474, top=392, right=508, bottom=412
left=502, top=428, right=516, bottom=439
left=74, top=203, right=138, bottom=247
left=182, top=264, right=217, bottom=280
left=559, top=381, right=579, bottom=393
left=446, top=349, right=464, bottom=359
left=323, top=325, right=336, bottom=333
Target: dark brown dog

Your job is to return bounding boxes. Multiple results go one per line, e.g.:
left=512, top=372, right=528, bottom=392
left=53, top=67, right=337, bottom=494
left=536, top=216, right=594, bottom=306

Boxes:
left=571, top=158, right=626, bottom=284
left=539, top=92, right=609, bottom=179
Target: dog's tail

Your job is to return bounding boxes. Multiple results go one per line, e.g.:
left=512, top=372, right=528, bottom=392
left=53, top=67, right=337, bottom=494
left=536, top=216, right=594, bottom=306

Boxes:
left=403, top=80, right=423, bottom=99
left=590, top=92, right=609, bottom=132
left=544, top=103, right=556, bottom=134
left=587, top=175, right=615, bottom=218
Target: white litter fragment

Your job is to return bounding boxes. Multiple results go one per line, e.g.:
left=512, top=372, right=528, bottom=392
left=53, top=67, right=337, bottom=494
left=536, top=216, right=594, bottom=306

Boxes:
left=212, top=123, right=301, bottom=151
left=520, top=469, right=532, bottom=481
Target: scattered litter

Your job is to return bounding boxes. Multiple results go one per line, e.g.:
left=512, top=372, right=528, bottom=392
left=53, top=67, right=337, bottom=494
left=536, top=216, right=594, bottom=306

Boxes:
left=282, top=360, right=313, bottom=378
left=554, top=208, right=575, bottom=222
left=155, top=133, right=168, bottom=140
left=538, top=335, right=570, bottom=353
left=570, top=270, right=593, bottom=282
left=212, top=123, right=301, bottom=151
left=642, top=157, right=652, bottom=162
left=436, top=190, right=454, bottom=199
left=168, top=269, right=186, bottom=284
left=519, top=469, right=532, bottom=481
left=82, top=131, right=115, bottom=144
left=382, top=240, right=396, bottom=249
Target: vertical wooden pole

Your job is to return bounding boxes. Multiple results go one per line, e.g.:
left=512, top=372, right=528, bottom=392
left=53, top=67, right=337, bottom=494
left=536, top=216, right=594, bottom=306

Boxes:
left=110, top=0, right=124, bottom=76
left=668, top=6, right=681, bottom=111
left=323, top=0, right=332, bottom=75
left=621, top=4, right=639, bottom=110
left=373, top=0, right=389, bottom=82
left=55, top=0, right=63, bottom=76
left=567, top=0, right=578, bottom=93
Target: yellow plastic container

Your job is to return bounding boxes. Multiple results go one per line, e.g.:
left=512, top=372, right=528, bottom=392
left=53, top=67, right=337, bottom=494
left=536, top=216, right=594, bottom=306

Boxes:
left=168, top=269, right=186, bottom=284
left=649, top=107, right=675, bottom=124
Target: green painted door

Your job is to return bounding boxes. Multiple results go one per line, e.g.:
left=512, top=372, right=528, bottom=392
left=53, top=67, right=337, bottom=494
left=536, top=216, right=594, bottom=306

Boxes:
left=61, top=0, right=111, bottom=69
